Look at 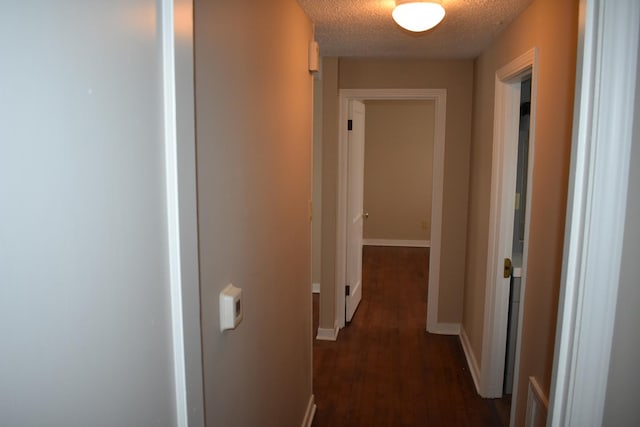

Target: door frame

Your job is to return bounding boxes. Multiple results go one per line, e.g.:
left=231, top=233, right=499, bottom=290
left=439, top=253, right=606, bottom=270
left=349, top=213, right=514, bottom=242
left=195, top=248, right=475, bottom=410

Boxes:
left=336, top=88, right=447, bottom=329
left=548, top=0, right=639, bottom=425
left=161, top=0, right=205, bottom=425
left=480, top=48, right=538, bottom=399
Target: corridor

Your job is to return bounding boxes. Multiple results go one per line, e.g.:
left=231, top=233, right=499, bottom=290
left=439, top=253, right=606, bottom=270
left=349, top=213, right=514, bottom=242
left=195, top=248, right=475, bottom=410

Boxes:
left=312, top=246, right=510, bottom=426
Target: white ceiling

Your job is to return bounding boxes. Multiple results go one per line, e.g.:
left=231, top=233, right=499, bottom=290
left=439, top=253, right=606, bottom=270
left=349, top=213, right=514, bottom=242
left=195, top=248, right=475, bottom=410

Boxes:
left=297, top=0, right=534, bottom=58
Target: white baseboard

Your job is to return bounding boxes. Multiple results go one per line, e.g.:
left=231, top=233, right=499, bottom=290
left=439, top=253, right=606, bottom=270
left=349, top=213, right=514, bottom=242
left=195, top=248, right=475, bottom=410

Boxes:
left=312, top=282, right=320, bottom=294
left=428, top=322, right=460, bottom=335
left=301, top=394, right=316, bottom=427
left=460, top=326, right=482, bottom=395
left=525, top=377, right=548, bottom=427
left=363, top=239, right=430, bottom=248
left=316, top=324, right=339, bottom=341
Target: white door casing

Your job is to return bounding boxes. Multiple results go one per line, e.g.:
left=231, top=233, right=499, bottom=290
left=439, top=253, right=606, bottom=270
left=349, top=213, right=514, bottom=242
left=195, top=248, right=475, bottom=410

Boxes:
left=548, top=0, right=640, bottom=425
left=336, top=89, right=446, bottom=330
left=480, top=48, right=538, bottom=400
left=345, top=100, right=366, bottom=322
left=162, top=0, right=206, bottom=425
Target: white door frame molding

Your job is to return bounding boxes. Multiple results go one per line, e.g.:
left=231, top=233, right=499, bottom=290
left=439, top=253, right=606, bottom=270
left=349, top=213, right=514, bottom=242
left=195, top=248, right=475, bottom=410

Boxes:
left=480, top=48, right=538, bottom=399
left=336, top=88, right=447, bottom=330
left=161, top=1, right=205, bottom=426
left=548, top=1, right=639, bottom=426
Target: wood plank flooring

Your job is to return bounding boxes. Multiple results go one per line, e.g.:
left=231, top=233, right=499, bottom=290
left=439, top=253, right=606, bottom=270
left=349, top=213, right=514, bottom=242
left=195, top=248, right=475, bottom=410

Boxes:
left=312, top=246, right=510, bottom=427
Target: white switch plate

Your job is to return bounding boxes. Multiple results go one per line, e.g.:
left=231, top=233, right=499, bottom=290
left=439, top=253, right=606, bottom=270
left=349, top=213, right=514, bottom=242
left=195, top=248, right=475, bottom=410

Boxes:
left=220, top=284, right=243, bottom=332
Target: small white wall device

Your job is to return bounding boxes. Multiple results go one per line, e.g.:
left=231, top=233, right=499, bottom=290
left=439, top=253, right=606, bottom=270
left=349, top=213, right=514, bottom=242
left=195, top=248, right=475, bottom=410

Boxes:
left=219, top=284, right=243, bottom=332
left=308, top=40, right=319, bottom=72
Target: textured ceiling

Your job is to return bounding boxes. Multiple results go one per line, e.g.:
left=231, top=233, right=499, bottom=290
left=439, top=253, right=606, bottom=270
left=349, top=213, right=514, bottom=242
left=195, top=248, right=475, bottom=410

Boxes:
left=297, top=0, right=534, bottom=58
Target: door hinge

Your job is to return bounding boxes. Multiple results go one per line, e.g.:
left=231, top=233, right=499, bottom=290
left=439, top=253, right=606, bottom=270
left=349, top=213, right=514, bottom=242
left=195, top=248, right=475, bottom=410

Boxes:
left=345, top=285, right=351, bottom=296
left=347, top=119, right=353, bottom=131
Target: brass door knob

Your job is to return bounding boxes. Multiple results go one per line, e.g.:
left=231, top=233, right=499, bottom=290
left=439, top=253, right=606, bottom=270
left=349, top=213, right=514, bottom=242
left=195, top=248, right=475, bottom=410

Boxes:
left=504, top=258, right=512, bottom=278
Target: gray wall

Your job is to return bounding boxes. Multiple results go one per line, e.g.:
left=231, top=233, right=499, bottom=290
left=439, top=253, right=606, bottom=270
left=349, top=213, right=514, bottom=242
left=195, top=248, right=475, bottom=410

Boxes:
left=603, top=38, right=640, bottom=427
left=0, top=1, right=182, bottom=425
left=194, top=1, right=314, bottom=426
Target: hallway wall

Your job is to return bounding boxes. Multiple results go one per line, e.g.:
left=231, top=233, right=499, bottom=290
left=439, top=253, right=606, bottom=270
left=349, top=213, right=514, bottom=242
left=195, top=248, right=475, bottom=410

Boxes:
left=312, top=78, right=324, bottom=287
left=462, top=0, right=579, bottom=424
left=363, top=100, right=435, bottom=242
left=319, top=57, right=340, bottom=331
left=194, top=1, right=314, bottom=426
left=0, top=1, right=186, bottom=425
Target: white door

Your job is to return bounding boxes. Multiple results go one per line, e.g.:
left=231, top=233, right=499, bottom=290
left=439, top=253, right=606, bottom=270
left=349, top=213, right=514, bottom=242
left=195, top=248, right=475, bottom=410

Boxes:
left=345, top=100, right=366, bottom=322
left=483, top=51, right=537, bottom=398
left=504, top=77, right=532, bottom=394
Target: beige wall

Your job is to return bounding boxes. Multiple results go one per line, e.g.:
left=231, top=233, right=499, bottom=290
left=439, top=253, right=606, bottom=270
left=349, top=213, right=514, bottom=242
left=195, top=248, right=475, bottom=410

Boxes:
left=319, top=59, right=473, bottom=329
left=194, top=1, right=313, bottom=426
left=319, top=57, right=340, bottom=330
left=363, top=100, right=434, bottom=241
left=312, top=77, right=323, bottom=286
left=462, top=0, right=579, bottom=425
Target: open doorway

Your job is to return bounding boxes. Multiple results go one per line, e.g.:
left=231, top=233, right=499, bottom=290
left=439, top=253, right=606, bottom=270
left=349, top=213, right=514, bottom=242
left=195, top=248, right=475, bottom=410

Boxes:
left=343, top=98, right=436, bottom=324
left=474, top=49, right=538, bottom=427
left=335, top=89, right=447, bottom=332
left=504, top=76, right=532, bottom=397
left=362, top=100, right=435, bottom=250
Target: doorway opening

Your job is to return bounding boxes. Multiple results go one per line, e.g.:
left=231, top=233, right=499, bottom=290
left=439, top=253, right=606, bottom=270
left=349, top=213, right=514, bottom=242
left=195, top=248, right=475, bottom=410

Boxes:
left=344, top=99, right=437, bottom=323
left=504, top=76, right=532, bottom=396
left=478, top=49, right=538, bottom=427
left=335, top=89, right=447, bottom=331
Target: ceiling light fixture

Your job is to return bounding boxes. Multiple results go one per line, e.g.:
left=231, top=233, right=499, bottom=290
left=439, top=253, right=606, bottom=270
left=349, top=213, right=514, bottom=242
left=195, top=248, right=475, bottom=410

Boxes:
left=392, top=0, right=446, bottom=33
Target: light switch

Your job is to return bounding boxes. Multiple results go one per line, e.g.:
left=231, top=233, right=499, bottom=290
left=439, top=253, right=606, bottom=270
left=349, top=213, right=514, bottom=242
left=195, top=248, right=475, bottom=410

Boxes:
left=220, top=284, right=243, bottom=332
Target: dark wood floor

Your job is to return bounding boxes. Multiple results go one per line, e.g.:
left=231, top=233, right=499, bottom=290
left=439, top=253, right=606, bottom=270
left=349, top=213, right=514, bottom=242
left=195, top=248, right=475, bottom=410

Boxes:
left=312, top=246, right=510, bottom=427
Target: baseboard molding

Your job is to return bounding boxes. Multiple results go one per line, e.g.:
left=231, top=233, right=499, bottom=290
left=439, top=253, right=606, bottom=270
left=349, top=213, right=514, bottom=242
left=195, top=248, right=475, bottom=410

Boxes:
left=316, top=324, right=339, bottom=341
left=301, top=394, right=316, bottom=427
left=312, top=282, right=320, bottom=294
left=525, top=377, right=548, bottom=427
left=363, top=239, right=430, bottom=248
left=428, top=322, right=460, bottom=335
left=460, top=326, right=482, bottom=395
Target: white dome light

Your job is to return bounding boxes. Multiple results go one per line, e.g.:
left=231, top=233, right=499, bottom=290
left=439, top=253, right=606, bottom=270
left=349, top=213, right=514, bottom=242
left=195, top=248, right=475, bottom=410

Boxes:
left=392, top=1, right=446, bottom=33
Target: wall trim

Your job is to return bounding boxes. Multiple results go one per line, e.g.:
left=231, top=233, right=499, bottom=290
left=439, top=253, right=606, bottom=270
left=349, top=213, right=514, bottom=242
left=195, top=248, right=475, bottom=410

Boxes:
left=334, top=88, right=447, bottom=332
left=548, top=1, right=640, bottom=426
left=161, top=4, right=188, bottom=423
left=316, top=324, right=340, bottom=341
left=161, top=1, right=205, bottom=426
left=312, top=282, right=320, bottom=294
left=460, top=327, right=482, bottom=395
left=525, top=376, right=548, bottom=427
left=429, top=322, right=460, bottom=335
left=301, top=394, right=317, bottom=427
left=363, top=239, right=430, bottom=248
